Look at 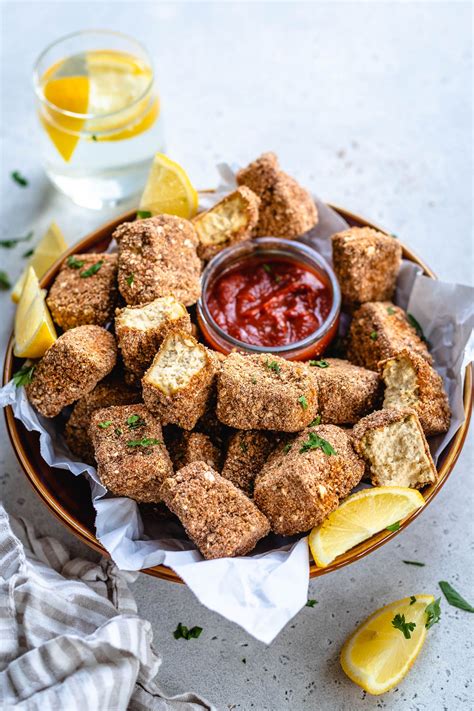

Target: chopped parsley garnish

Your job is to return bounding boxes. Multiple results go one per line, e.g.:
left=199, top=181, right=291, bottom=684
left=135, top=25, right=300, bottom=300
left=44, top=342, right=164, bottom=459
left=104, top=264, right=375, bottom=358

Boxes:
left=12, top=363, right=35, bottom=386
left=115, top=428, right=123, bottom=436
left=386, top=521, right=400, bottom=532
left=309, top=359, right=330, bottom=368
left=410, top=596, right=417, bottom=605
left=80, top=260, right=104, bottom=278
left=275, top=275, right=282, bottom=283
left=127, top=414, right=146, bottom=429
left=298, top=395, right=308, bottom=410
left=308, top=415, right=321, bottom=427
left=262, top=263, right=272, bottom=274
left=265, top=359, right=281, bottom=374
left=127, top=437, right=161, bottom=448
left=403, top=560, right=425, bottom=567
left=387, top=306, right=396, bottom=315
left=283, top=443, right=292, bottom=454
left=136, top=210, right=152, bottom=219
left=98, top=420, right=112, bottom=429
left=299, top=432, right=336, bottom=456
left=173, top=622, right=203, bottom=640
left=91, top=135, right=98, bottom=141
left=407, top=313, right=427, bottom=343
left=438, top=581, right=474, bottom=613
left=392, top=613, right=416, bottom=639
left=251, top=376, right=257, bottom=384
left=425, top=598, right=441, bottom=629
left=11, top=170, right=28, bottom=187
left=67, top=255, right=85, bottom=269
left=0, top=271, right=11, bottom=290
left=370, top=331, right=378, bottom=341
left=306, top=599, right=318, bottom=608
left=242, top=658, right=247, bottom=664
left=22, top=248, right=34, bottom=258
left=0, top=231, right=33, bottom=248
left=240, top=441, right=248, bottom=453
left=126, top=273, right=134, bottom=286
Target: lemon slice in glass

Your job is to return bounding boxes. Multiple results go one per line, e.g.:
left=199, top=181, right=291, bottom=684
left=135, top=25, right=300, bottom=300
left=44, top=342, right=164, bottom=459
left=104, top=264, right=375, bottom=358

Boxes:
left=309, top=487, right=425, bottom=568
left=139, top=153, right=198, bottom=219
left=341, top=595, right=435, bottom=694
left=14, top=267, right=57, bottom=358
left=12, top=222, right=67, bottom=303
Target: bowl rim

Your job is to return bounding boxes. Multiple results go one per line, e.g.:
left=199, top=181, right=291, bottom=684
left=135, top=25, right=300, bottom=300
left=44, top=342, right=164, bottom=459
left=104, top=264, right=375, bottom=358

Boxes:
left=3, top=203, right=472, bottom=583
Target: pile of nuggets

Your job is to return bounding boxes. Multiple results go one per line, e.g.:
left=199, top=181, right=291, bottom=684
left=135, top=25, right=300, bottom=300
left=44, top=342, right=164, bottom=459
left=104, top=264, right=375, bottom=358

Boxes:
left=24, top=152, right=451, bottom=561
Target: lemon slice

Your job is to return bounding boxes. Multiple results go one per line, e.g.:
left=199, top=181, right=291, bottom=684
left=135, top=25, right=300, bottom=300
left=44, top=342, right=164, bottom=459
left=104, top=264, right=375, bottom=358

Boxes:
left=14, top=267, right=57, bottom=358
left=41, top=75, right=89, bottom=161
left=12, top=222, right=67, bottom=303
left=309, top=487, right=424, bottom=568
left=341, top=595, right=435, bottom=694
left=139, top=153, right=198, bottom=219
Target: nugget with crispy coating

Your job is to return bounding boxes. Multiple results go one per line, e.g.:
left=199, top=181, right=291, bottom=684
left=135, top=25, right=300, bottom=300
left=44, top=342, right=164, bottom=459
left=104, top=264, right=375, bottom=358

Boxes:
left=25, top=326, right=117, bottom=418
left=380, top=349, right=450, bottom=436
left=142, top=330, right=217, bottom=430
left=254, top=424, right=364, bottom=535
left=347, top=302, right=432, bottom=372
left=172, top=431, right=222, bottom=472
left=307, top=358, right=381, bottom=424
left=216, top=352, right=317, bottom=431
left=331, top=227, right=401, bottom=309
left=193, top=186, right=260, bottom=261
left=221, top=430, right=274, bottom=496
left=65, top=376, right=141, bottom=464
left=46, top=253, right=118, bottom=330
left=91, top=404, right=172, bottom=502
left=115, top=296, right=192, bottom=383
left=352, top=408, right=437, bottom=488
left=236, top=152, right=318, bottom=238
left=160, top=461, right=270, bottom=559
left=115, top=215, right=201, bottom=306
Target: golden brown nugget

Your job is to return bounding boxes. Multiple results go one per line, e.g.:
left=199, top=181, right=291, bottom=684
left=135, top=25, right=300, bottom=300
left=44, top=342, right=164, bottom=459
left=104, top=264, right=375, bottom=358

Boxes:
left=307, top=358, right=381, bottom=424
left=221, top=430, right=274, bottom=496
left=25, top=326, right=117, bottom=418
left=172, top=431, right=222, bottom=471
left=331, top=227, right=402, bottom=308
left=216, top=352, right=317, bottom=431
left=160, top=461, right=270, bottom=559
left=46, top=253, right=118, bottom=330
left=90, top=404, right=172, bottom=502
left=347, top=302, right=432, bottom=372
left=115, top=296, right=192, bottom=383
left=236, top=152, right=318, bottom=238
left=254, top=424, right=364, bottom=535
left=380, top=349, right=451, bottom=436
left=142, top=330, right=216, bottom=430
left=352, top=408, right=437, bottom=488
left=193, top=186, right=260, bottom=261
left=65, top=377, right=141, bottom=464
left=115, top=215, right=201, bottom=306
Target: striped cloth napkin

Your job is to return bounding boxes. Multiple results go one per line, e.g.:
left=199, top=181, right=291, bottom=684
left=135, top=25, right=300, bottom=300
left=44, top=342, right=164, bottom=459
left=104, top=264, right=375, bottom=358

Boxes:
left=0, top=504, right=214, bottom=710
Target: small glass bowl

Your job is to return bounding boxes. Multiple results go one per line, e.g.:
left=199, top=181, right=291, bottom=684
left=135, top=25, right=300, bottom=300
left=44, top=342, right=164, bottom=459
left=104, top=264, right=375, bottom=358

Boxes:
left=197, top=237, right=341, bottom=360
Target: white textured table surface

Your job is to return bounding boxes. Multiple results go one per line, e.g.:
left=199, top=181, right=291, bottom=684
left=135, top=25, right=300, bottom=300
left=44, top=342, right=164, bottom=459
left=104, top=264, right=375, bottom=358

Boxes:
left=1, top=3, right=472, bottom=710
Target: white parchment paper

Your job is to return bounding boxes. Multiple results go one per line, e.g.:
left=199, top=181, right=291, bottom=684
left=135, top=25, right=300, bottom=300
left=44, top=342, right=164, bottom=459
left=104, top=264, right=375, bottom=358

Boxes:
left=1, top=165, right=473, bottom=643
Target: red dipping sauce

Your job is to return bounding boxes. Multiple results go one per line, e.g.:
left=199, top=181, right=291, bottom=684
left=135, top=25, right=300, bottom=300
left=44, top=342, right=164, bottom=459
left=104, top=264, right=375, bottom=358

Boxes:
left=206, top=256, right=333, bottom=348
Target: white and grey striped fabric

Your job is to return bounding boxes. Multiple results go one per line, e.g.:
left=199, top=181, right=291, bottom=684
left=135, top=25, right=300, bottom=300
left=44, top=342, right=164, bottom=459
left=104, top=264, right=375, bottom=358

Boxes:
left=0, top=504, right=215, bottom=711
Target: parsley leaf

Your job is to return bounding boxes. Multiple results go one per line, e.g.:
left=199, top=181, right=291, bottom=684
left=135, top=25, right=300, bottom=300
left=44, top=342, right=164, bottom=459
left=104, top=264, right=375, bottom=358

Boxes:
left=11, top=170, right=28, bottom=187
left=298, top=395, right=308, bottom=410
left=0, top=271, right=11, bottom=290
left=240, top=441, right=248, bottom=453
left=114, top=428, right=123, bottom=436
left=67, top=255, right=85, bottom=269
left=127, top=414, right=146, bottom=429
left=309, top=359, right=330, bottom=368
left=98, top=420, right=112, bottom=429
left=386, top=521, right=400, bottom=532
left=173, top=622, right=203, bottom=640
left=306, top=599, right=318, bottom=607
left=308, top=415, right=321, bottom=427
left=0, top=231, right=33, bottom=248
left=425, top=598, right=441, bottom=629
left=127, top=437, right=161, bottom=448
left=438, top=581, right=474, bottom=613
left=370, top=331, right=378, bottom=341
left=407, top=313, right=428, bottom=343
left=262, top=263, right=272, bottom=273
left=136, top=210, right=152, bottom=219
left=91, top=135, right=98, bottom=141
left=13, top=363, right=35, bottom=386
left=265, top=359, right=281, bottom=374
left=22, top=248, right=34, bottom=258
left=126, top=273, right=134, bottom=286
left=80, top=260, right=104, bottom=278
left=392, top=613, right=416, bottom=639
left=251, top=376, right=257, bottom=384
left=403, top=560, right=425, bottom=567
left=410, top=595, right=417, bottom=605
left=283, top=443, right=292, bottom=454
left=387, top=306, right=396, bottom=315
left=299, top=432, right=336, bottom=456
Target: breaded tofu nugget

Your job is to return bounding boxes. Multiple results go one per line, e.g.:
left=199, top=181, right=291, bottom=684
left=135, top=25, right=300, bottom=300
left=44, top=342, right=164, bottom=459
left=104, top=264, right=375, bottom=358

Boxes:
left=193, top=186, right=260, bottom=261
left=331, top=227, right=402, bottom=308
left=307, top=358, right=381, bottom=424
left=254, top=424, right=364, bottom=535
left=65, top=376, right=141, bottom=464
left=347, top=302, right=432, bottom=372
left=352, top=408, right=437, bottom=488
left=221, top=430, right=273, bottom=496
left=160, top=461, right=270, bottom=559
left=236, top=152, right=318, bottom=238
left=115, top=215, right=201, bottom=306
left=380, top=349, right=451, bottom=436
left=115, top=296, right=192, bottom=383
left=172, top=431, right=222, bottom=471
left=142, top=330, right=216, bottom=429
left=216, top=353, right=317, bottom=431
left=90, top=404, right=173, bottom=502
left=25, top=326, right=117, bottom=418
left=46, top=253, right=118, bottom=330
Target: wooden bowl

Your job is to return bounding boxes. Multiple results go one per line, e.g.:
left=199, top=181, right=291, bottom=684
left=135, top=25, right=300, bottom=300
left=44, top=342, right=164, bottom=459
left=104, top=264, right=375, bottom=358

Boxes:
left=3, top=205, right=472, bottom=583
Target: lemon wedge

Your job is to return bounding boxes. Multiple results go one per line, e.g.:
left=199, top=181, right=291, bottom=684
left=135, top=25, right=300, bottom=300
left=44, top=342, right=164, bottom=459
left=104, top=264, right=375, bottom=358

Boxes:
left=139, top=153, right=198, bottom=219
left=341, top=594, right=435, bottom=694
left=12, top=222, right=67, bottom=303
left=309, top=487, right=425, bottom=568
left=14, top=267, right=57, bottom=358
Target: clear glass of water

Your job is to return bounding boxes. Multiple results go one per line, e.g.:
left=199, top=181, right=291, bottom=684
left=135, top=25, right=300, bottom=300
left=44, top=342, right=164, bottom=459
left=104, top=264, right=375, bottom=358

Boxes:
left=33, top=30, right=164, bottom=209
